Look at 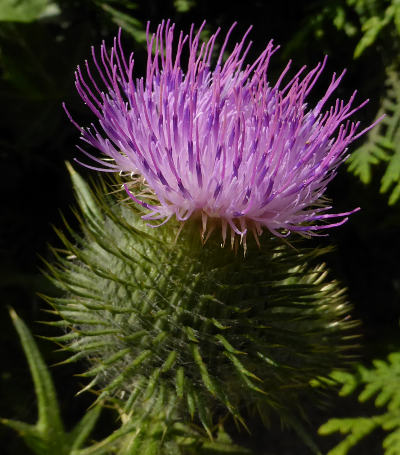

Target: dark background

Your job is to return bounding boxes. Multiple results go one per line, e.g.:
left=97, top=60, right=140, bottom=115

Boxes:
left=1, top=1, right=399, bottom=453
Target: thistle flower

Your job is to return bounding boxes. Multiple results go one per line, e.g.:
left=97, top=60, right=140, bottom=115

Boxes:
left=65, top=20, right=378, bottom=244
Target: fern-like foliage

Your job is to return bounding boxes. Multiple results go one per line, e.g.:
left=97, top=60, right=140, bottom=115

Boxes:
left=42, top=164, right=360, bottom=444
left=348, top=69, right=400, bottom=204
left=319, top=351, right=400, bottom=455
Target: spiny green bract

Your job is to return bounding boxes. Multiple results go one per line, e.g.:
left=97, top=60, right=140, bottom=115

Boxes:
left=319, top=352, right=400, bottom=455
left=44, top=166, right=359, bottom=434
left=2, top=309, right=250, bottom=455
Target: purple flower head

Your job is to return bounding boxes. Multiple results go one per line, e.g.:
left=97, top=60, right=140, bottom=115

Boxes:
left=65, top=20, right=380, bottom=246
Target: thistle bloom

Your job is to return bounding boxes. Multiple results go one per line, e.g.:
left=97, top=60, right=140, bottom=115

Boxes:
left=65, top=20, right=378, bottom=244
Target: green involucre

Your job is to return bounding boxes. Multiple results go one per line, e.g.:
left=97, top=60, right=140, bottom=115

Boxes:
left=44, top=166, right=359, bottom=433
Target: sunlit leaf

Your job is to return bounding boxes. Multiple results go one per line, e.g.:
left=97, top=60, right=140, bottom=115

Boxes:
left=0, top=0, right=59, bottom=22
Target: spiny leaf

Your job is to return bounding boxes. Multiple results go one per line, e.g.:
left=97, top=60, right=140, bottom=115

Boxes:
left=191, top=344, right=218, bottom=397
left=2, top=310, right=101, bottom=455
left=66, top=162, right=102, bottom=222
left=69, top=405, right=103, bottom=451
left=72, top=420, right=138, bottom=455
left=0, top=419, right=45, bottom=454
left=175, top=367, right=185, bottom=399
left=193, top=390, right=214, bottom=439
left=8, top=308, right=64, bottom=435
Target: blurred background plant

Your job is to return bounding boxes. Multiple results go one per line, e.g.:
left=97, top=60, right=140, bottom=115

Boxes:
left=1, top=1, right=400, bottom=454
left=285, top=0, right=400, bottom=205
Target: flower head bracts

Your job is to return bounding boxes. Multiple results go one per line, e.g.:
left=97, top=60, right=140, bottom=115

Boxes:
left=64, top=20, right=380, bottom=246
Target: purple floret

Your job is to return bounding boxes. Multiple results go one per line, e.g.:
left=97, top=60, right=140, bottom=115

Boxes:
left=65, top=20, right=381, bottom=246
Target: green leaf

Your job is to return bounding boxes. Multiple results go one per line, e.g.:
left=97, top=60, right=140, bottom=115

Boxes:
left=354, top=16, right=382, bottom=58
left=353, top=5, right=395, bottom=58
left=394, top=0, right=400, bottom=34
left=173, top=0, right=195, bottom=12
left=98, top=3, right=146, bottom=43
left=0, top=0, right=59, bottom=22
left=330, top=370, right=359, bottom=396
left=333, top=6, right=346, bottom=30
left=199, top=439, right=252, bottom=454
left=383, top=425, right=400, bottom=455
left=175, top=367, right=185, bottom=399
left=285, top=414, right=322, bottom=455
left=320, top=417, right=381, bottom=455
left=73, top=421, right=138, bottom=455
left=192, top=344, right=218, bottom=397
left=1, top=309, right=102, bottom=455
left=348, top=143, right=389, bottom=184
left=348, top=69, right=400, bottom=205
left=69, top=405, right=103, bottom=451
left=320, top=349, right=400, bottom=455
left=8, top=308, right=65, bottom=436
left=381, top=150, right=400, bottom=203
left=0, top=419, right=45, bottom=454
